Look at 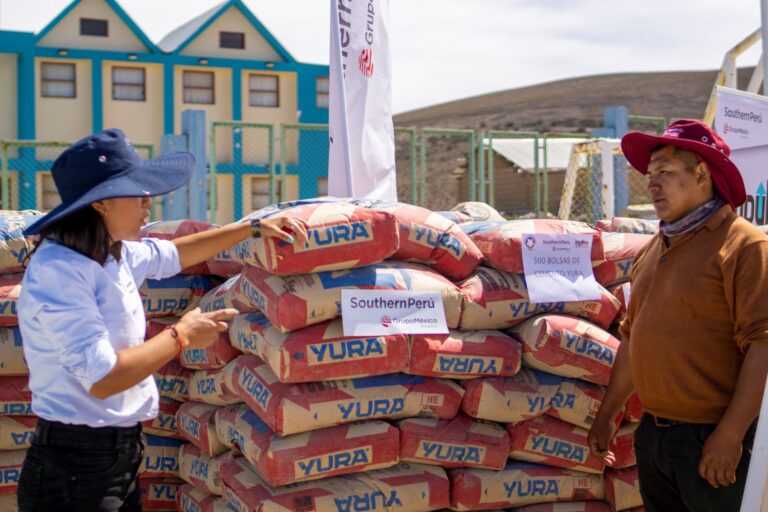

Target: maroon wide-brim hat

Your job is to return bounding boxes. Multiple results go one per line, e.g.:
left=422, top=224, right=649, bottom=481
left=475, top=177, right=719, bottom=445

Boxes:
left=621, top=119, right=746, bottom=209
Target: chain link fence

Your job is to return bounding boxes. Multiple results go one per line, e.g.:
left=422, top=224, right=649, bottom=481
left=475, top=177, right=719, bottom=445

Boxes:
left=280, top=124, right=329, bottom=204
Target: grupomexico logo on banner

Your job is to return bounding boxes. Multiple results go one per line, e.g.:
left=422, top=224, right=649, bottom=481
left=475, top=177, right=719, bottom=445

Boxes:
left=715, top=86, right=768, bottom=225
left=328, top=0, right=397, bottom=201
left=341, top=290, right=448, bottom=336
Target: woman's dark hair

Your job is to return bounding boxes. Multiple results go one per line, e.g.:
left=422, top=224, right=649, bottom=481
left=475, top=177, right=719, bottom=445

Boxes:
left=30, top=206, right=121, bottom=266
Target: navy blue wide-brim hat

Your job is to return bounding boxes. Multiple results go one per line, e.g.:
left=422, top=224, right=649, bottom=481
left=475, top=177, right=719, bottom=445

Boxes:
left=24, top=128, right=195, bottom=236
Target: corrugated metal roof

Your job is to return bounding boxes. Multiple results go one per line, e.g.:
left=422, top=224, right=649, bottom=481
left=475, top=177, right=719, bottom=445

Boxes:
left=157, top=1, right=228, bottom=53
left=491, top=138, right=586, bottom=171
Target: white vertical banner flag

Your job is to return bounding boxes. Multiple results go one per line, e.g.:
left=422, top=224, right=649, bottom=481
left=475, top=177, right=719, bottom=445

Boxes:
left=328, top=0, right=397, bottom=201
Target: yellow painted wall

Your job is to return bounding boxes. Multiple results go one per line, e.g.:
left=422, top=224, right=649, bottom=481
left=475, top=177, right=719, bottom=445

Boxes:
left=102, top=61, right=163, bottom=151
left=176, top=66, right=232, bottom=161
left=37, top=0, right=147, bottom=52
left=35, top=58, right=92, bottom=141
left=181, top=6, right=283, bottom=61
left=241, top=70, right=298, bottom=163
left=214, top=174, right=234, bottom=225
left=0, top=53, right=17, bottom=140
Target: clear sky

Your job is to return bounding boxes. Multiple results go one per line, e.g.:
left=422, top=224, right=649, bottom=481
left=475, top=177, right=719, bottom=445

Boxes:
left=0, top=0, right=762, bottom=113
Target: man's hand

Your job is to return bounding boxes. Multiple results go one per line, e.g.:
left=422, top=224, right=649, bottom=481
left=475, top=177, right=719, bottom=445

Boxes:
left=698, top=426, right=743, bottom=488
left=588, top=417, right=618, bottom=467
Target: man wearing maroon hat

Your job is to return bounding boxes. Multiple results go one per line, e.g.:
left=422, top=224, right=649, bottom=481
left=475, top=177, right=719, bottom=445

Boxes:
left=588, top=119, right=768, bottom=511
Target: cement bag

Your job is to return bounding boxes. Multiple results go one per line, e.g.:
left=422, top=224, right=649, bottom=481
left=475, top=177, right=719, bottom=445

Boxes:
left=231, top=354, right=464, bottom=436
left=0, top=214, right=41, bottom=274
left=510, top=502, right=612, bottom=512
left=179, top=443, right=239, bottom=495
left=511, top=314, right=620, bottom=386
left=408, top=329, right=522, bottom=379
left=195, top=275, right=253, bottom=315
left=142, top=397, right=183, bottom=439
left=0, top=449, right=24, bottom=495
left=220, top=404, right=399, bottom=486
left=449, top=461, right=605, bottom=511
left=177, top=402, right=227, bottom=457
left=595, top=217, right=658, bottom=235
left=231, top=202, right=400, bottom=274
left=141, top=220, right=243, bottom=277
left=610, top=282, right=631, bottom=322
left=214, top=404, right=247, bottom=454
left=546, top=376, right=612, bottom=431
left=155, top=358, right=192, bottom=402
left=141, top=275, right=217, bottom=319
left=230, top=313, right=409, bottom=382
left=147, top=317, right=240, bottom=371
left=0, top=416, right=35, bottom=450
left=398, top=414, right=510, bottom=470
left=352, top=200, right=483, bottom=280
left=506, top=415, right=636, bottom=474
left=140, top=434, right=184, bottom=479
left=459, top=268, right=620, bottom=331
left=0, top=377, right=32, bottom=416
left=240, top=261, right=463, bottom=332
left=0, top=274, right=22, bottom=327
left=0, top=494, right=17, bottom=512
left=452, top=202, right=506, bottom=222
left=605, top=467, right=642, bottom=511
left=177, top=484, right=231, bottom=512
left=624, top=393, right=643, bottom=422
left=188, top=359, right=241, bottom=406
left=593, top=233, right=651, bottom=288
left=461, top=219, right=604, bottom=274
left=221, top=459, right=450, bottom=512
left=139, top=478, right=182, bottom=511
left=0, top=326, right=26, bottom=376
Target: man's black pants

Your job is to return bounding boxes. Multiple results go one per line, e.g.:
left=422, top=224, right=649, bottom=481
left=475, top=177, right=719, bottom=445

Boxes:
left=634, top=414, right=756, bottom=512
left=17, top=419, right=144, bottom=512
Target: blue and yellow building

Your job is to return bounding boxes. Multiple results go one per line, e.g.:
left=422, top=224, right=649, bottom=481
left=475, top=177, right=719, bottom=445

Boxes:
left=0, top=0, right=330, bottom=217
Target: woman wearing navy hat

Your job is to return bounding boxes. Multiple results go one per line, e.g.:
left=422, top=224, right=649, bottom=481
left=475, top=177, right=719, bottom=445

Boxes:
left=15, top=129, right=306, bottom=512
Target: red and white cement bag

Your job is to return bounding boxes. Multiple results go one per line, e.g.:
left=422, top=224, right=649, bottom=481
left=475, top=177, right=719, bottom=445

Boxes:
left=139, top=477, right=183, bottom=511
left=147, top=317, right=241, bottom=371
left=408, top=330, right=522, bottom=379
left=179, top=443, right=239, bottom=495
left=140, top=435, right=184, bottom=479
left=214, top=405, right=246, bottom=454
left=0, top=274, right=22, bottom=327
left=188, top=360, right=241, bottom=406
left=450, top=460, right=605, bottom=511
left=141, top=220, right=243, bottom=276
left=354, top=200, right=483, bottom=280
left=509, top=502, right=613, bottom=512
left=155, top=359, right=192, bottom=402
left=398, top=414, right=510, bottom=470
left=177, top=484, right=231, bottom=512
left=461, top=219, right=604, bottom=274
left=0, top=376, right=32, bottom=416
left=0, top=214, right=42, bottom=274
left=0, top=326, right=27, bottom=376
left=0, top=416, right=35, bottom=450
left=176, top=402, right=227, bottom=457
left=610, top=282, right=631, bottom=322
left=0, top=449, right=24, bottom=495
left=511, top=315, right=620, bottom=386
left=231, top=354, right=464, bottom=436
left=141, top=275, right=217, bottom=319
left=194, top=275, right=254, bottom=315
left=142, top=397, right=183, bottom=439
left=605, top=466, right=643, bottom=511
left=219, top=404, right=399, bottom=486
left=458, top=267, right=620, bottom=331
left=452, top=201, right=506, bottom=223
left=593, top=233, right=651, bottom=288
left=624, top=393, right=643, bottom=422
left=595, top=217, right=658, bottom=235
left=0, top=494, right=18, bottom=512
left=506, top=415, right=636, bottom=474
left=239, top=261, right=463, bottom=332
left=547, top=377, right=612, bottom=431
left=231, top=202, right=400, bottom=274
left=221, top=459, right=450, bottom=512
left=230, top=313, right=409, bottom=382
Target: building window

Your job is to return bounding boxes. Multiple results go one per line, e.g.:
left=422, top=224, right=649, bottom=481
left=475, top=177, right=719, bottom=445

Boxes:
left=183, top=70, right=214, bottom=104
left=220, top=31, right=245, bottom=49
left=248, top=74, right=279, bottom=107
left=112, top=67, right=145, bottom=101
left=316, top=76, right=329, bottom=108
left=80, top=18, right=108, bottom=37
left=317, top=177, right=328, bottom=196
left=41, top=62, right=76, bottom=98
left=251, top=176, right=281, bottom=210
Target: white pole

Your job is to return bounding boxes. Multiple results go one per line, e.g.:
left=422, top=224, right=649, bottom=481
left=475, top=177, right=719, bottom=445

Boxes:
left=740, top=375, right=768, bottom=511
left=762, top=0, right=768, bottom=95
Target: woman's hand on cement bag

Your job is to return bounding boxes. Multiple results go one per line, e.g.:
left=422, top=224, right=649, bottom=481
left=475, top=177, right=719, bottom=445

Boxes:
left=175, top=307, right=238, bottom=349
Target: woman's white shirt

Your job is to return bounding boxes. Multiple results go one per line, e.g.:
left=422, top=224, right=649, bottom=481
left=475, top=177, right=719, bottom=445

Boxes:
left=18, top=238, right=181, bottom=427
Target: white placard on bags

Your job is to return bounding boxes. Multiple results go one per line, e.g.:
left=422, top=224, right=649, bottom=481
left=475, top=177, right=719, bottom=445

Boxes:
left=341, top=290, right=448, bottom=336
left=521, top=233, right=602, bottom=303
